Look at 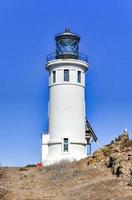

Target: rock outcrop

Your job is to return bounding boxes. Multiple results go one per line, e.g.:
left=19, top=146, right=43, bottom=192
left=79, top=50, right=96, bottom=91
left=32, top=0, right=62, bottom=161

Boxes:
left=87, top=132, right=132, bottom=186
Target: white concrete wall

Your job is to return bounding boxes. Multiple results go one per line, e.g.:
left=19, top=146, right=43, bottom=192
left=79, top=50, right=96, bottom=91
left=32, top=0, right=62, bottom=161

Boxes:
left=49, top=67, right=85, bottom=87
left=44, top=143, right=87, bottom=165
left=48, top=85, right=85, bottom=141
left=42, top=59, right=88, bottom=165
left=41, top=134, right=49, bottom=162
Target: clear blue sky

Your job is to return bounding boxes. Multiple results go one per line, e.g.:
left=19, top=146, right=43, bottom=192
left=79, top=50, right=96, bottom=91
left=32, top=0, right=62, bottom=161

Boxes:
left=0, top=0, right=131, bottom=166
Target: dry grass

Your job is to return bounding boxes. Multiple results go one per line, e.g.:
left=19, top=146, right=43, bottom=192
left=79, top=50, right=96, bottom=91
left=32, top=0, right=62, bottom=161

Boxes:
left=1, top=160, right=132, bottom=200
left=19, top=167, right=29, bottom=172
left=0, top=187, right=8, bottom=200
left=0, top=135, right=131, bottom=200
left=45, top=160, right=82, bottom=185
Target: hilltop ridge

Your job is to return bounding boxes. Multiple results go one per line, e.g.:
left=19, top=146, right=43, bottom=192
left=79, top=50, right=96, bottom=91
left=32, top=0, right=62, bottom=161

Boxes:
left=0, top=132, right=132, bottom=200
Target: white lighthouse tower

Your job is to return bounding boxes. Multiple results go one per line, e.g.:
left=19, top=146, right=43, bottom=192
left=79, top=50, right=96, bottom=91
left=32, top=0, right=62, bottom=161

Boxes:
left=42, top=29, right=97, bottom=165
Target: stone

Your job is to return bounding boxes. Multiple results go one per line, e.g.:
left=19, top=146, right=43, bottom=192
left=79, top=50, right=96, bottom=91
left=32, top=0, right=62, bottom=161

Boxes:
left=128, top=154, right=132, bottom=161
left=128, top=177, right=132, bottom=186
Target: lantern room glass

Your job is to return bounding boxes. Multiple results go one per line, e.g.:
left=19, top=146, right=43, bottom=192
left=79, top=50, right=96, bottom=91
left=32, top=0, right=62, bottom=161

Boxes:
left=55, top=29, right=80, bottom=59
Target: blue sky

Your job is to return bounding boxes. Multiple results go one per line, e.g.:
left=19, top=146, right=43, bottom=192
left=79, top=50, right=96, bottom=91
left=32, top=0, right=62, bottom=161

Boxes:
left=0, top=0, right=132, bottom=166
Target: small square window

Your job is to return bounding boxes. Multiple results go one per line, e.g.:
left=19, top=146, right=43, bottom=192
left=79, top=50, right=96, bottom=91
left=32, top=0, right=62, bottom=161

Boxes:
left=64, top=69, right=69, bottom=82
left=63, top=138, right=69, bottom=152
left=77, top=71, right=81, bottom=83
left=52, top=71, right=56, bottom=83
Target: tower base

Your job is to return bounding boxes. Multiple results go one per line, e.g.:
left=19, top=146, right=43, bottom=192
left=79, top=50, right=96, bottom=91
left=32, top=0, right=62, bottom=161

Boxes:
left=42, top=133, right=87, bottom=166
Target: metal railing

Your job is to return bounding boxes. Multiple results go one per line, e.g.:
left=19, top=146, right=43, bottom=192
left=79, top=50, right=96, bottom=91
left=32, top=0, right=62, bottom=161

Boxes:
left=47, top=52, right=88, bottom=63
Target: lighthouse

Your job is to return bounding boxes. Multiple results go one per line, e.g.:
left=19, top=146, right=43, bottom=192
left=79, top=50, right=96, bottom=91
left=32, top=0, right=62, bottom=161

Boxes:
left=42, top=29, right=97, bottom=165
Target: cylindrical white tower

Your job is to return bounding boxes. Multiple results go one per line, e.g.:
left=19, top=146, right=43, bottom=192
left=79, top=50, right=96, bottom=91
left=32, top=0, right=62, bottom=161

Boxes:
left=42, top=29, right=88, bottom=165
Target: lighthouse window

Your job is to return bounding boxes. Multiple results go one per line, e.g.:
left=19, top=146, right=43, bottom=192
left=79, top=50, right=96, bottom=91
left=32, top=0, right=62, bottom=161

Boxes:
left=64, top=69, right=69, bottom=82
left=77, top=71, right=81, bottom=83
left=52, top=71, right=56, bottom=83
left=63, top=138, right=69, bottom=152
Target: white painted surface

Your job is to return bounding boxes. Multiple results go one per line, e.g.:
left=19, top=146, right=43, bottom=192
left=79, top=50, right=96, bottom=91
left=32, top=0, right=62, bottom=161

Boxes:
left=42, top=59, right=88, bottom=165
left=41, top=134, right=49, bottom=162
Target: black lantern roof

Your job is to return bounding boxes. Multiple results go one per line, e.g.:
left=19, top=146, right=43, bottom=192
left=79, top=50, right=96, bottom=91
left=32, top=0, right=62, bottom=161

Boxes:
left=55, top=28, right=80, bottom=42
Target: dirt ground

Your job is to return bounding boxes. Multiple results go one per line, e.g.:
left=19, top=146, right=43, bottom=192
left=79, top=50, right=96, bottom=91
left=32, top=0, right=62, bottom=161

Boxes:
left=0, top=160, right=132, bottom=200
left=0, top=134, right=132, bottom=200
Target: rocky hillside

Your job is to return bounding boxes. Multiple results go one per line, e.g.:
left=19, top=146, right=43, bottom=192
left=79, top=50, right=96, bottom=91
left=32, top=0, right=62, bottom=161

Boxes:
left=0, top=132, right=132, bottom=200
left=87, top=133, right=132, bottom=186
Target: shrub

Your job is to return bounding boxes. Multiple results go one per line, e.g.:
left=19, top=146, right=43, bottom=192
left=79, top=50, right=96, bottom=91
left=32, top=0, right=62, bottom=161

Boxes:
left=25, top=164, right=36, bottom=168
left=19, top=167, right=29, bottom=171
